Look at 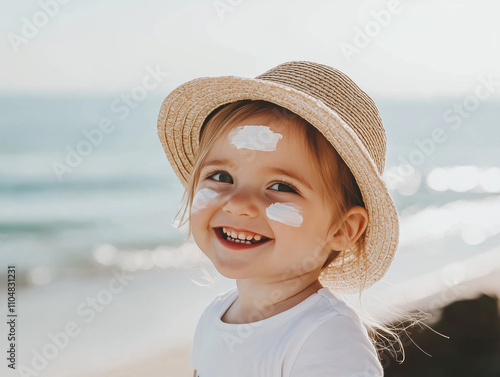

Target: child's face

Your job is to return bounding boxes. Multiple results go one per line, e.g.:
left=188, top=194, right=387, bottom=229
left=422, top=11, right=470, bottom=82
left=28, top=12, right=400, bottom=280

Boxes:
left=191, top=114, right=337, bottom=283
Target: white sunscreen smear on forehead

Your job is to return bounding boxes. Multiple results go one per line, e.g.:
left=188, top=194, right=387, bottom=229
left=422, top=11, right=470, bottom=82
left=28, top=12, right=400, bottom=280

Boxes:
left=191, top=188, right=220, bottom=213
left=266, top=202, right=303, bottom=227
left=228, top=125, right=283, bottom=151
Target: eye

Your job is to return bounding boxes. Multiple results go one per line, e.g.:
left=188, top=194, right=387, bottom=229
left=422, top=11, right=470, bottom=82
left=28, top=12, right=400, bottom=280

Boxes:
left=206, top=170, right=233, bottom=184
left=269, top=181, right=298, bottom=194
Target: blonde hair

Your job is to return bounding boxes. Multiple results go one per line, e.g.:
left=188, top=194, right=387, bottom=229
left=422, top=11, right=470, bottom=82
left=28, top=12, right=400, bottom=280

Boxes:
left=174, top=100, right=414, bottom=360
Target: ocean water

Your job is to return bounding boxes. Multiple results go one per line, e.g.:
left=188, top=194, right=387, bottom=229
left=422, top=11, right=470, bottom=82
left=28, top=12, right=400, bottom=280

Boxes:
left=1, top=94, right=499, bottom=375
left=0, top=95, right=499, bottom=281
left=0, top=95, right=184, bottom=280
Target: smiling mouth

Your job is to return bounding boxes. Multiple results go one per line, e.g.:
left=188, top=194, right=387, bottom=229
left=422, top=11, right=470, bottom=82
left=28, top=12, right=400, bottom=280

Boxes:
left=216, top=227, right=271, bottom=245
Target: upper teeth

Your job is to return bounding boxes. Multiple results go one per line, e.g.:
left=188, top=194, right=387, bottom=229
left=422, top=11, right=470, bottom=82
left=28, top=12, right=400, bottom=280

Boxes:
left=222, top=227, right=262, bottom=241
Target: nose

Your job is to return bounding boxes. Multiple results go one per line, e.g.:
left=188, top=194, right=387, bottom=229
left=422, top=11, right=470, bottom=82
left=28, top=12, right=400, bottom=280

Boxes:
left=222, top=188, right=259, bottom=218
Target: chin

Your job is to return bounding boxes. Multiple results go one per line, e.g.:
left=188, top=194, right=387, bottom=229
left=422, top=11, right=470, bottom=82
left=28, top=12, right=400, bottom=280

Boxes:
left=211, top=258, right=256, bottom=280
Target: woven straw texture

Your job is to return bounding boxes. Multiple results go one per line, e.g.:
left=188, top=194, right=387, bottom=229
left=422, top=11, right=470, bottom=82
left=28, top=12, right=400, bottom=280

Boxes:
left=157, top=61, right=399, bottom=293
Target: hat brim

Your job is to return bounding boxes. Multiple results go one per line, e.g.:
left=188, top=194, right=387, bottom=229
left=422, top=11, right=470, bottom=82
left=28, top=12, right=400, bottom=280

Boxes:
left=157, top=76, right=399, bottom=294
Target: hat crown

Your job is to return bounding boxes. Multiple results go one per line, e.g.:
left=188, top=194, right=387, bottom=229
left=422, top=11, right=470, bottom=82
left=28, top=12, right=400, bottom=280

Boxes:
left=256, top=61, right=386, bottom=174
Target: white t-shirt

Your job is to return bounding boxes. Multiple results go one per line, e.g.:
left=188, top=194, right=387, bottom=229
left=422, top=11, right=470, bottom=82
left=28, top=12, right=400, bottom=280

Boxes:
left=190, top=288, right=384, bottom=377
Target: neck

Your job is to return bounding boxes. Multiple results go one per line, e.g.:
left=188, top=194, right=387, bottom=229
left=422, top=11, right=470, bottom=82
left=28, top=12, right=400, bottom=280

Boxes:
left=223, top=273, right=324, bottom=324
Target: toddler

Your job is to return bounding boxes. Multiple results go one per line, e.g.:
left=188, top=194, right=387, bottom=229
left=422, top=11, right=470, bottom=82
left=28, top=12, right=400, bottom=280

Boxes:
left=157, top=61, right=399, bottom=376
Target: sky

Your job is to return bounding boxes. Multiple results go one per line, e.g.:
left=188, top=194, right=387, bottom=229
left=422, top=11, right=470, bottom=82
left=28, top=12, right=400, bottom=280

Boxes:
left=1, top=0, right=499, bottom=99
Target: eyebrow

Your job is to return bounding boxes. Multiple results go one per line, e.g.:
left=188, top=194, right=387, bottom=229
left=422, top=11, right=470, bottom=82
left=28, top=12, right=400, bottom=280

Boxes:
left=202, top=158, right=312, bottom=190
left=202, top=158, right=238, bottom=169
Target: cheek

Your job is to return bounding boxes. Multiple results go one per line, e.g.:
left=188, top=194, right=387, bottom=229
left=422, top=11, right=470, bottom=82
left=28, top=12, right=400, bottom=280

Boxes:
left=266, top=202, right=303, bottom=228
left=191, top=188, right=220, bottom=214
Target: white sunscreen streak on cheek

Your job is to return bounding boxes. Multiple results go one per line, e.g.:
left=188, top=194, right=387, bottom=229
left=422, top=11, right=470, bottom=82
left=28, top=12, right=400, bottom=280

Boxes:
left=266, top=202, right=303, bottom=228
left=228, top=125, right=283, bottom=151
left=191, top=188, right=220, bottom=213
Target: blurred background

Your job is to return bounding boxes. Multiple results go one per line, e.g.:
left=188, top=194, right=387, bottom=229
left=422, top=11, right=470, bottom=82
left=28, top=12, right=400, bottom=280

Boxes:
left=1, top=0, right=499, bottom=376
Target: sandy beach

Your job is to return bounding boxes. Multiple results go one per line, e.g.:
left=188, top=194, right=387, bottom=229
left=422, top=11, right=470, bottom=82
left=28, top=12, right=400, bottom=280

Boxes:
left=78, top=346, right=193, bottom=377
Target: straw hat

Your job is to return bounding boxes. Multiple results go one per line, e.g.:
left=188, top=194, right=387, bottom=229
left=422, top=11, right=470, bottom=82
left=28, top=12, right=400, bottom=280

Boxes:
left=157, top=61, right=399, bottom=293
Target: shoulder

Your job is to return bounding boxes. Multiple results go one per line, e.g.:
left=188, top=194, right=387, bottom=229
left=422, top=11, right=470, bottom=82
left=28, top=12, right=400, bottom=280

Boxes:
left=198, top=287, right=237, bottom=322
left=190, top=288, right=237, bottom=366
left=294, top=288, right=363, bottom=328
left=289, top=289, right=383, bottom=377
